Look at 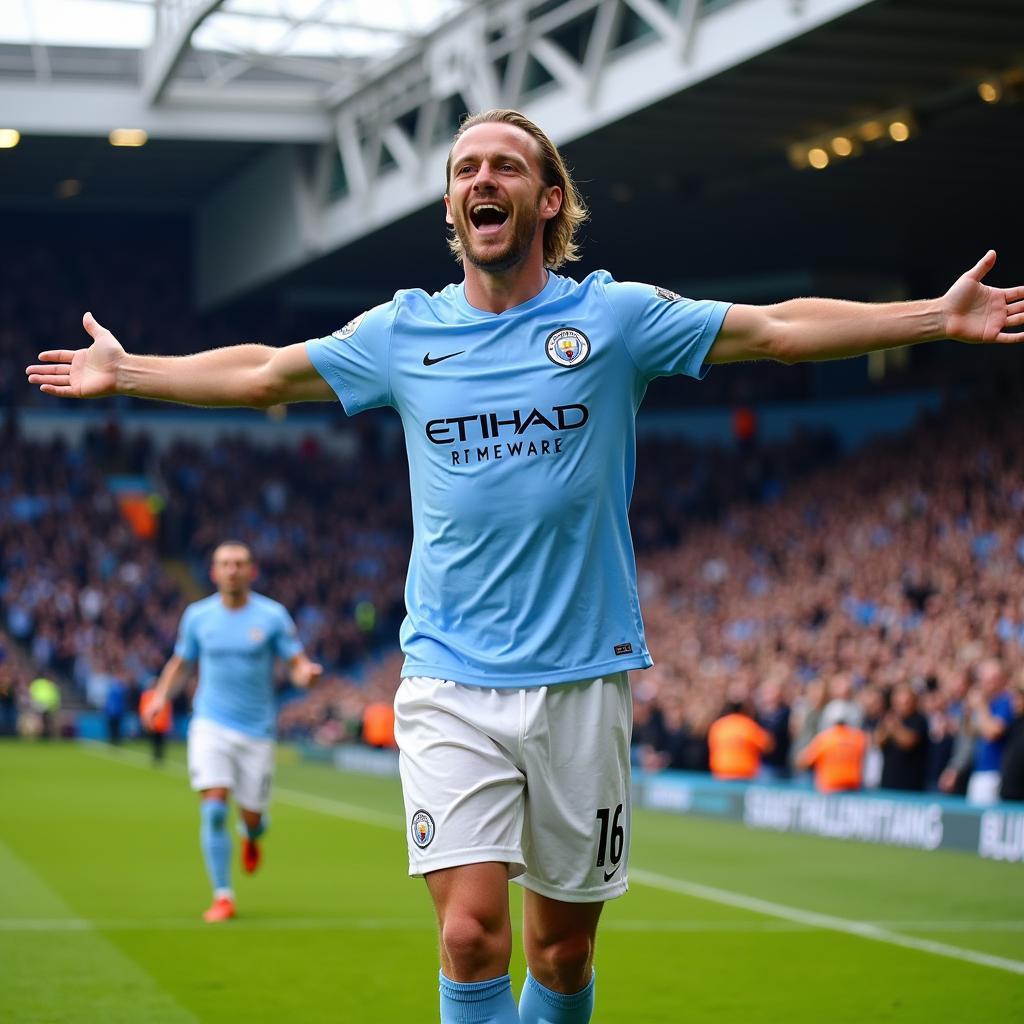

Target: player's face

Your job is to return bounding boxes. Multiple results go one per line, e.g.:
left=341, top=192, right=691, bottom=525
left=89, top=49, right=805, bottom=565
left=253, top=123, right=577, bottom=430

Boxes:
left=210, top=545, right=255, bottom=597
left=445, top=123, right=561, bottom=273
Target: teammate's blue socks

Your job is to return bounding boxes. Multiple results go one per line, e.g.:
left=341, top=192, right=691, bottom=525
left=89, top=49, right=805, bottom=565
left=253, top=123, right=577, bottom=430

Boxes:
left=439, top=972, right=520, bottom=1023
left=200, top=798, right=232, bottom=893
left=238, top=813, right=267, bottom=841
left=518, top=970, right=595, bottom=1024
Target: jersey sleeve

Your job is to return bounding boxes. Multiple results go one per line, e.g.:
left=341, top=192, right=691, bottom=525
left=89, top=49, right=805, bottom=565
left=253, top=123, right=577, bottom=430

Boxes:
left=601, top=279, right=730, bottom=381
left=304, top=298, right=398, bottom=414
left=273, top=605, right=305, bottom=661
left=173, top=604, right=199, bottom=662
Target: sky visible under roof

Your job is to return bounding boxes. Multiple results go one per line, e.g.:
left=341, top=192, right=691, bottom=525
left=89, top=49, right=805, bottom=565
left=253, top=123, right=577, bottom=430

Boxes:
left=6, top=0, right=469, bottom=58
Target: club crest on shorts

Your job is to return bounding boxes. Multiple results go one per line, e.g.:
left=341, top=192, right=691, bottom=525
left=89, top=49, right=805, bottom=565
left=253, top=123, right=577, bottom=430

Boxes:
left=545, top=327, right=591, bottom=368
left=331, top=311, right=366, bottom=341
left=411, top=809, right=435, bottom=848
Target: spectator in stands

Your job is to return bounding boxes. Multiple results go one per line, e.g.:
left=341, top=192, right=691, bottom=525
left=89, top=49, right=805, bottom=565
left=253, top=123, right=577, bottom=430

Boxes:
left=998, top=677, right=1024, bottom=802
left=789, top=677, right=827, bottom=777
left=876, top=685, right=928, bottom=792
left=858, top=685, right=887, bottom=789
left=362, top=700, right=396, bottom=749
left=965, top=658, right=1015, bottom=805
left=754, top=675, right=791, bottom=781
left=0, top=657, right=18, bottom=737
left=820, top=673, right=864, bottom=732
left=795, top=716, right=867, bottom=793
left=708, top=700, right=773, bottom=781
left=28, top=675, right=60, bottom=739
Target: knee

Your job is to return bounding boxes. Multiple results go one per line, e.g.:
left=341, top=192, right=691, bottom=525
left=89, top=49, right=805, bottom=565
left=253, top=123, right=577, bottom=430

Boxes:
left=530, top=932, right=594, bottom=992
left=440, top=912, right=510, bottom=979
left=202, top=798, right=228, bottom=830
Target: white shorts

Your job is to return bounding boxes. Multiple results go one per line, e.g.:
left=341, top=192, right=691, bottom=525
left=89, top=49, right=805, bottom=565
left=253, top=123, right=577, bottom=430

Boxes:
left=187, top=717, right=275, bottom=812
left=394, top=673, right=632, bottom=903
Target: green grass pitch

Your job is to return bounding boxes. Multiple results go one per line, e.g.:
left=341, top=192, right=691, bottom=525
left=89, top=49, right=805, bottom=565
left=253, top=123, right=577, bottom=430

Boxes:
left=1, top=741, right=1021, bottom=1022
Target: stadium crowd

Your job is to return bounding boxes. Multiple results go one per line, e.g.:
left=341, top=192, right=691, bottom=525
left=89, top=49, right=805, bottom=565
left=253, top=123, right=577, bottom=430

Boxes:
left=4, top=219, right=1023, bottom=800
left=631, top=398, right=1024, bottom=802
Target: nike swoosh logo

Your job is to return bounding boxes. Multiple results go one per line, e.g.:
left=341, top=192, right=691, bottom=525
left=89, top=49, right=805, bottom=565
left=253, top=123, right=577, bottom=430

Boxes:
left=603, top=864, right=621, bottom=882
left=423, top=350, right=465, bottom=366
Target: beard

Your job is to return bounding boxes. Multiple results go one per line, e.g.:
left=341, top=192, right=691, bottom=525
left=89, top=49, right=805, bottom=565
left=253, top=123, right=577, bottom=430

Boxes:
left=453, top=194, right=543, bottom=273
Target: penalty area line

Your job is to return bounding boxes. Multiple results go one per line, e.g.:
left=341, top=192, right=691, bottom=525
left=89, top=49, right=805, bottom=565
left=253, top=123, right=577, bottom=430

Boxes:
left=630, top=868, right=1024, bottom=977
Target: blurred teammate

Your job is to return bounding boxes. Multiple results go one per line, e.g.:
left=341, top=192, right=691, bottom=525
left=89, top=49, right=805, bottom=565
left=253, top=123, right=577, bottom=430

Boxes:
left=27, top=108, right=1024, bottom=1021
left=143, top=541, right=322, bottom=923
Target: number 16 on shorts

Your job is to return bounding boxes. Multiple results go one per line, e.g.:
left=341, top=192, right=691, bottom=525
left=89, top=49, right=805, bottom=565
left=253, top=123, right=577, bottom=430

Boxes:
left=595, top=803, right=625, bottom=881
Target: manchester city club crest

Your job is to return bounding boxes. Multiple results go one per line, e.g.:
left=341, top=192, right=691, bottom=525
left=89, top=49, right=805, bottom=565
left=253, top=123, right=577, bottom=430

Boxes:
left=411, top=809, right=435, bottom=849
left=545, top=327, right=591, bottom=368
left=331, top=311, right=366, bottom=341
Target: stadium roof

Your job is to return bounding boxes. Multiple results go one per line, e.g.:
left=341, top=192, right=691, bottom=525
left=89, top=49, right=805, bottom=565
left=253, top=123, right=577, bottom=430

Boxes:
left=2, top=0, right=1022, bottom=311
left=6, top=0, right=472, bottom=108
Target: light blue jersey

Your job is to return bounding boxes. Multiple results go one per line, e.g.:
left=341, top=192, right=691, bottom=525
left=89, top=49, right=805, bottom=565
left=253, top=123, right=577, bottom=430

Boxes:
left=175, top=592, right=304, bottom=738
left=307, top=270, right=729, bottom=688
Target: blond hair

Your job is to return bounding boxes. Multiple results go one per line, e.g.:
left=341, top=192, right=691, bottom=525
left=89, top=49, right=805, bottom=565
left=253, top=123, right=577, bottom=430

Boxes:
left=445, top=109, right=588, bottom=270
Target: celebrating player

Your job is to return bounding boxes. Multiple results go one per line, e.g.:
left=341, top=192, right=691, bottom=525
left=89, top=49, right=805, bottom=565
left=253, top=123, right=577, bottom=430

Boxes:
left=143, top=540, right=322, bottom=923
left=28, top=108, right=1023, bottom=1019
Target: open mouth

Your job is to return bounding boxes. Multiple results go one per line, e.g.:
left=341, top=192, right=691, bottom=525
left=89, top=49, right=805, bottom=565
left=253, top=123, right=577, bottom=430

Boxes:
left=469, top=203, right=509, bottom=234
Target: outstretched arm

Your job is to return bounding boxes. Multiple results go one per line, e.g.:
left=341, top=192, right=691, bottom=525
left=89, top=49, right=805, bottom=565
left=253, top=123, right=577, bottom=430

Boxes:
left=707, top=250, right=1024, bottom=365
left=26, top=312, right=334, bottom=407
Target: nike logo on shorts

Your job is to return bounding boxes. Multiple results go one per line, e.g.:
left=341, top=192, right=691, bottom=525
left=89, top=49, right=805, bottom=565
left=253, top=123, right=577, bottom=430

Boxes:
left=422, top=350, right=465, bottom=366
left=603, top=863, right=621, bottom=882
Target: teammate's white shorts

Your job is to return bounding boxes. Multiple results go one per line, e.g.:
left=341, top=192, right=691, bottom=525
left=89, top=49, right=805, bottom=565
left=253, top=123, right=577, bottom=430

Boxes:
left=394, top=673, right=632, bottom=903
left=187, top=717, right=275, bottom=812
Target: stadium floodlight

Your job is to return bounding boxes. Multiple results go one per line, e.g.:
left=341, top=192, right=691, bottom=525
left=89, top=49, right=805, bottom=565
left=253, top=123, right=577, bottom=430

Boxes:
left=978, top=80, right=1002, bottom=104
left=0, top=128, right=20, bottom=148
left=109, top=128, right=149, bottom=147
left=887, top=120, right=911, bottom=143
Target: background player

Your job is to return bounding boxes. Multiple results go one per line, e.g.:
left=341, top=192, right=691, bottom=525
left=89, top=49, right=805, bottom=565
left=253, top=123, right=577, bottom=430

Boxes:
left=28, top=108, right=1024, bottom=1019
left=144, top=540, right=322, bottom=923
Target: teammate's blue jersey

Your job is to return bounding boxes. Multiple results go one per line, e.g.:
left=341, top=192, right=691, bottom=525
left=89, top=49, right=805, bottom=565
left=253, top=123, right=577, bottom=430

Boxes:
left=175, top=592, right=304, bottom=738
left=307, top=270, right=729, bottom=688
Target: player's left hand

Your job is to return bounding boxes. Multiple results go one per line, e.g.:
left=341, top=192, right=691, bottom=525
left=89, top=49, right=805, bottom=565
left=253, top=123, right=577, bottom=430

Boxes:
left=292, top=659, right=324, bottom=688
left=943, top=251, right=1024, bottom=344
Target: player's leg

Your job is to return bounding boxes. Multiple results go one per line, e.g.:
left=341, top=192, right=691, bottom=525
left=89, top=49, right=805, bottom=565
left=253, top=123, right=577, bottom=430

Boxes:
left=187, top=718, right=237, bottom=921
left=426, top=862, right=520, bottom=1021
left=514, top=673, right=632, bottom=1024
left=233, top=735, right=274, bottom=875
left=199, top=787, right=235, bottom=920
left=520, top=894, right=602, bottom=1023
left=394, top=677, right=529, bottom=1023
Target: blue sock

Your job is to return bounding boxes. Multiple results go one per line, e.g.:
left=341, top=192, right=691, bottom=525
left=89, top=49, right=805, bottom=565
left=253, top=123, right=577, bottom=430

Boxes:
left=439, top=971, right=520, bottom=1023
left=238, top=813, right=268, bottom=841
left=518, top=970, right=595, bottom=1024
left=200, top=799, right=232, bottom=894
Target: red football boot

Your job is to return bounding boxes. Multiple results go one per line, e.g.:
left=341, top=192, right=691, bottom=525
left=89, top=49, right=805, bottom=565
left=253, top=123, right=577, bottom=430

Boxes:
left=242, top=837, right=261, bottom=874
left=202, top=896, right=236, bottom=923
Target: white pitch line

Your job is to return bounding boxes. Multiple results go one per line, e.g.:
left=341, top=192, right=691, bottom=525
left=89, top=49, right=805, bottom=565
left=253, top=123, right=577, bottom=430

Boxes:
left=79, top=742, right=404, bottom=828
left=80, top=743, right=1024, bottom=975
left=630, top=869, right=1024, bottom=977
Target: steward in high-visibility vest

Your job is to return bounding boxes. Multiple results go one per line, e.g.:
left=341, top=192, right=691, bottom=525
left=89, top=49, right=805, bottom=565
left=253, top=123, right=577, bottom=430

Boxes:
left=797, top=722, right=867, bottom=793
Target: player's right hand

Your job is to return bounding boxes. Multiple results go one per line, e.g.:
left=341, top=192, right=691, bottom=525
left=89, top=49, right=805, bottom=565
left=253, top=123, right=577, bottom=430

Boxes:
left=25, top=312, right=125, bottom=399
left=141, top=691, right=167, bottom=730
